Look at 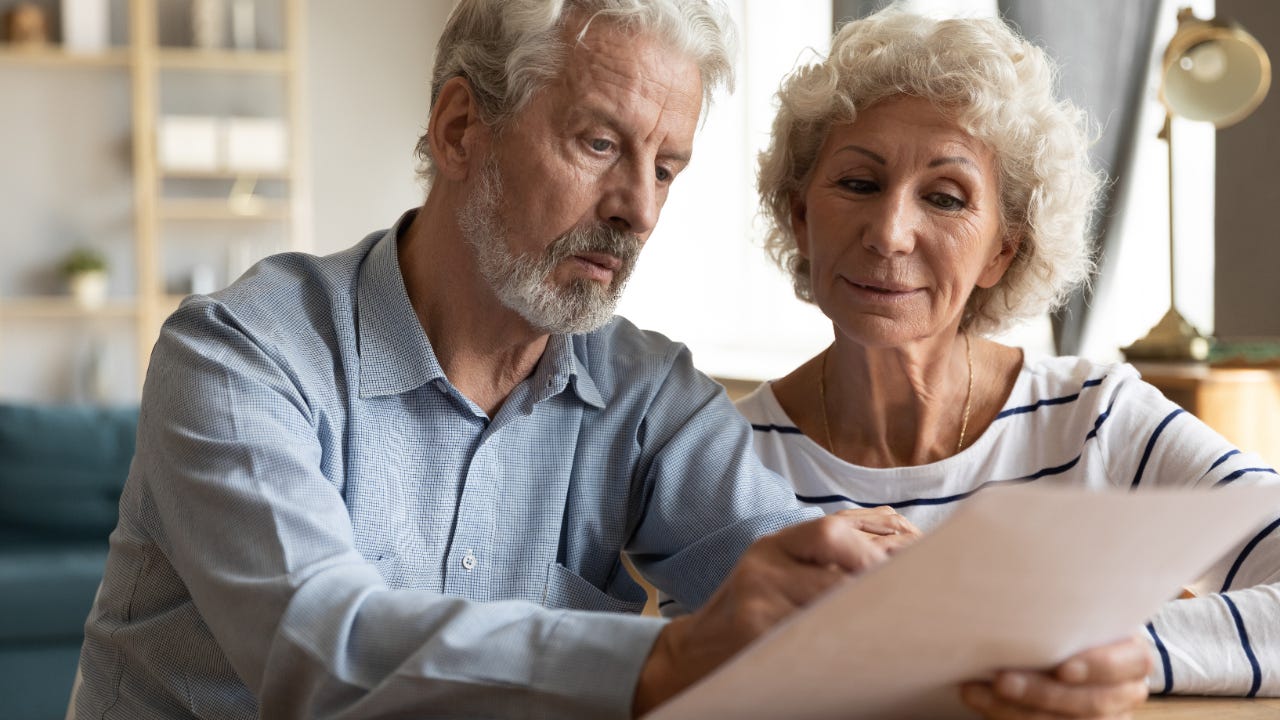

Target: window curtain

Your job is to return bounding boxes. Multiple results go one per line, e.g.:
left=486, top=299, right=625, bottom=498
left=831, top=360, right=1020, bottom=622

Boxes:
left=996, top=0, right=1161, bottom=355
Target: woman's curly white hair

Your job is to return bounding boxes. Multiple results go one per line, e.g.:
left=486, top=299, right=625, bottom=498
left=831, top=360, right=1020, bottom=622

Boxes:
left=757, top=6, right=1102, bottom=335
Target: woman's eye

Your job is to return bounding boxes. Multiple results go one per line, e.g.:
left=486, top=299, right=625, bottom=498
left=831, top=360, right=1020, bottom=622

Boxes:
left=589, top=138, right=615, bottom=153
left=928, top=193, right=966, bottom=210
left=840, top=178, right=877, bottom=194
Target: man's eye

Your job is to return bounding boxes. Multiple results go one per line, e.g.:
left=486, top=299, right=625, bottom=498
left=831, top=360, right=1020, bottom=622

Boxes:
left=656, top=166, right=672, bottom=182
left=928, top=193, right=966, bottom=210
left=589, top=138, right=615, bottom=153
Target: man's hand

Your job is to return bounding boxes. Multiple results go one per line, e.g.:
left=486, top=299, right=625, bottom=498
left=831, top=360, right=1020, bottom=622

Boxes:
left=960, top=635, right=1152, bottom=719
left=632, top=509, right=920, bottom=716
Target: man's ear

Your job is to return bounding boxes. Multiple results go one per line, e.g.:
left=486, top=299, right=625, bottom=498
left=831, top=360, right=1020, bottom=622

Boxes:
left=790, top=194, right=810, bottom=259
left=427, top=76, right=490, bottom=182
left=976, top=231, right=1022, bottom=289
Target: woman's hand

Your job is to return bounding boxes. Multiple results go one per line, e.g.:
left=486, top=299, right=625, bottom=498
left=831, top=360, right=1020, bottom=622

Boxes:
left=832, top=505, right=923, bottom=553
left=960, top=635, right=1152, bottom=719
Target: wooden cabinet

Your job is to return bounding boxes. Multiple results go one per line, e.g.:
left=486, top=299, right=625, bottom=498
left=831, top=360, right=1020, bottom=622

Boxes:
left=0, top=0, right=309, bottom=401
left=1132, top=362, right=1280, bottom=467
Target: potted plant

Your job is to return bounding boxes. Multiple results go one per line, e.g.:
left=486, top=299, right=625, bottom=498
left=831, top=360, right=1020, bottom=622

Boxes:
left=61, top=248, right=109, bottom=309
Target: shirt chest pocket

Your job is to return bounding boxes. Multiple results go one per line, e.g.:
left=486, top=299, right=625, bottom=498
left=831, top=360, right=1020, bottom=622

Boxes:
left=540, top=561, right=647, bottom=615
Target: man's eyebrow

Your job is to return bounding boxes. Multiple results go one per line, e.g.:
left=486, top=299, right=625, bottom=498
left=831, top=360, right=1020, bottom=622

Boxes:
left=661, top=148, right=692, bottom=166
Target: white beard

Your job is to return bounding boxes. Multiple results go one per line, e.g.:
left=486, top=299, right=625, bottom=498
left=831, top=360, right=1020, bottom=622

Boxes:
left=456, top=159, right=642, bottom=335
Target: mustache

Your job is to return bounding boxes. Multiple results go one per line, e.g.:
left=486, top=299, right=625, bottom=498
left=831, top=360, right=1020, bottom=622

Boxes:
left=547, top=223, right=642, bottom=269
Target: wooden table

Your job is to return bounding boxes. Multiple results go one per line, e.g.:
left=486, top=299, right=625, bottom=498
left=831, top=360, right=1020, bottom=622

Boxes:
left=1130, top=362, right=1280, bottom=467
left=1136, top=696, right=1280, bottom=718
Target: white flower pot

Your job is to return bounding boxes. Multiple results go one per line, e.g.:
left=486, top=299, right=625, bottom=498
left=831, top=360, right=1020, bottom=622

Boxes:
left=69, top=271, right=108, bottom=310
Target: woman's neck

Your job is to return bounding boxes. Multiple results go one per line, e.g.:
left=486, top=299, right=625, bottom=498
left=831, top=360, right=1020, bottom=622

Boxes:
left=776, top=333, right=1021, bottom=468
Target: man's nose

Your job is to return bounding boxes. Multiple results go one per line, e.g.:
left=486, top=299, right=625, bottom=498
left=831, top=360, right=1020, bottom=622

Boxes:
left=599, top=163, right=659, bottom=236
left=861, top=193, right=918, bottom=257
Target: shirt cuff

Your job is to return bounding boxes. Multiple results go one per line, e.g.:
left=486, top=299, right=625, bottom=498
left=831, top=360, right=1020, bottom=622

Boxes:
left=533, top=610, right=667, bottom=719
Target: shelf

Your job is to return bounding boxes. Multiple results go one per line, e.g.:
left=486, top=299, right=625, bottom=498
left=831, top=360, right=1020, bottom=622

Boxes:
left=0, top=297, right=137, bottom=319
left=157, top=48, right=288, bottom=73
left=0, top=45, right=130, bottom=68
left=161, top=170, right=291, bottom=181
left=158, top=198, right=291, bottom=220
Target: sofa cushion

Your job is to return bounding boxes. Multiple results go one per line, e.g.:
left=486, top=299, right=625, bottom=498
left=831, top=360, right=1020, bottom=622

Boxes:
left=0, top=540, right=108, bottom=641
left=0, top=404, right=138, bottom=538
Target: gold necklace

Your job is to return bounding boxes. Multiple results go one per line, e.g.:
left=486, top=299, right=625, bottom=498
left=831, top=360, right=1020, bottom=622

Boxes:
left=957, top=332, right=973, bottom=453
left=818, top=334, right=975, bottom=457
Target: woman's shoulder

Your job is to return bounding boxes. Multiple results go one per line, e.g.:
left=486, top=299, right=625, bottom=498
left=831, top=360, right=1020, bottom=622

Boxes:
left=1017, top=353, right=1140, bottom=389
left=733, top=381, right=789, bottom=426
left=992, top=353, right=1147, bottom=432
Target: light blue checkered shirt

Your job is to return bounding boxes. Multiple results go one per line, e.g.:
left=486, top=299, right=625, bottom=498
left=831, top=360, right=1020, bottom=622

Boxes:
left=75, top=212, right=816, bottom=719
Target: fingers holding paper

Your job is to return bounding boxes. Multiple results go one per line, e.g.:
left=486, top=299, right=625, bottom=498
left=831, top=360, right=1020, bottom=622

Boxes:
left=960, top=635, right=1152, bottom=719
left=832, top=506, right=922, bottom=551
left=633, top=514, right=901, bottom=715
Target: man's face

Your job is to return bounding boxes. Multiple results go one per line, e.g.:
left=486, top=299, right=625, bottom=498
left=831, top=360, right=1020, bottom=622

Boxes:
left=459, top=18, right=704, bottom=334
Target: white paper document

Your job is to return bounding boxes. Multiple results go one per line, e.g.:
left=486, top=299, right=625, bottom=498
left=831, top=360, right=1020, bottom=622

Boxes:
left=648, top=484, right=1280, bottom=720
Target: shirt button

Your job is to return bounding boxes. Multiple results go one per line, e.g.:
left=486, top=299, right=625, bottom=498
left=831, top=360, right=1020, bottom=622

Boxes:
left=462, top=550, right=476, bottom=571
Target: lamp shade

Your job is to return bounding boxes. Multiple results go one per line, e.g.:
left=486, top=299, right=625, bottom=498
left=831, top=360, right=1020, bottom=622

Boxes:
left=1160, top=8, right=1271, bottom=128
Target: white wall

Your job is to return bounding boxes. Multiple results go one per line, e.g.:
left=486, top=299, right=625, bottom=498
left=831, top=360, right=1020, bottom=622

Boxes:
left=307, top=0, right=452, bottom=255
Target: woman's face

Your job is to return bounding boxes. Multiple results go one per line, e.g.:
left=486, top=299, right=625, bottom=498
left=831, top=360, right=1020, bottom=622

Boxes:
left=791, top=95, right=1017, bottom=348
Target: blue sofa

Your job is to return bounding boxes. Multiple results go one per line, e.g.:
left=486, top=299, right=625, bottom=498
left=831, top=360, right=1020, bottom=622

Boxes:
left=0, top=404, right=138, bottom=720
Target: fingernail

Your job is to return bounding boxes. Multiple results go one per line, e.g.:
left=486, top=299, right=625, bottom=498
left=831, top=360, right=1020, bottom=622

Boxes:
left=997, top=672, right=1028, bottom=699
left=1060, top=659, right=1087, bottom=683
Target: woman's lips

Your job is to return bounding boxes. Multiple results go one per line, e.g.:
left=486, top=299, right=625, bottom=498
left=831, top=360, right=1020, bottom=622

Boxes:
left=842, top=277, right=922, bottom=301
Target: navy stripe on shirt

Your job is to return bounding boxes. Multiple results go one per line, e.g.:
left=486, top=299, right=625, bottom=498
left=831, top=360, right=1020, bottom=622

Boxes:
left=754, top=376, right=1108, bottom=438
left=1214, top=467, right=1280, bottom=487
left=1209, top=449, right=1242, bottom=473
left=795, top=399, right=1117, bottom=509
left=751, top=423, right=805, bottom=435
left=1221, top=516, right=1280, bottom=592
left=1220, top=594, right=1263, bottom=697
left=1130, top=409, right=1184, bottom=489
left=995, top=376, right=1106, bottom=420
left=1146, top=622, right=1174, bottom=695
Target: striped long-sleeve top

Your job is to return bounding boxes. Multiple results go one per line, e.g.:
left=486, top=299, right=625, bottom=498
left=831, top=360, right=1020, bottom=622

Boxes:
left=735, top=354, right=1280, bottom=697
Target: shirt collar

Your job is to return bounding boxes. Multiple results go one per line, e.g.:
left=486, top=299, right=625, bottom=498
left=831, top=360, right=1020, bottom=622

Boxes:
left=355, top=209, right=605, bottom=410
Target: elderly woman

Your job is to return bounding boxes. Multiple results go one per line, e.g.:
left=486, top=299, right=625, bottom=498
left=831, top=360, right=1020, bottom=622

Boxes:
left=739, top=5, right=1280, bottom=709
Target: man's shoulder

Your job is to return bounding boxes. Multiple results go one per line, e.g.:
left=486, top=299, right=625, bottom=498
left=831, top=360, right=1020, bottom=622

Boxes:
left=580, top=316, right=692, bottom=376
left=575, top=317, right=719, bottom=404
left=171, top=234, right=379, bottom=334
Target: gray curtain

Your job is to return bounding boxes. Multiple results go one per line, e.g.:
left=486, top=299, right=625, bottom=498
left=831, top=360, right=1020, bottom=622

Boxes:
left=830, top=0, right=1161, bottom=355
left=997, top=0, right=1161, bottom=355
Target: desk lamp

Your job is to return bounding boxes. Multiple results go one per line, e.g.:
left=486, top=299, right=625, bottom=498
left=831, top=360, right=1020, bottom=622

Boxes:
left=1122, top=7, right=1270, bottom=362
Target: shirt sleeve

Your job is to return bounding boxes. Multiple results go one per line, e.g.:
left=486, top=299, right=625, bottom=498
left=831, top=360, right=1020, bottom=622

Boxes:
left=1099, top=372, right=1280, bottom=696
left=622, top=342, right=821, bottom=611
left=136, top=303, right=665, bottom=719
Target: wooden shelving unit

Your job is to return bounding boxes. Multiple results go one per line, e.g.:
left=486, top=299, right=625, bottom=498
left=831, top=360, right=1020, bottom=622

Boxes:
left=0, top=297, right=138, bottom=319
left=0, top=45, right=130, bottom=67
left=0, top=0, right=310, bottom=398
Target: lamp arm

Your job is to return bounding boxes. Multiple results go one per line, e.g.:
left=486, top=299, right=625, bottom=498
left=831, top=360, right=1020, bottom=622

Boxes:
left=1160, top=112, right=1176, bottom=310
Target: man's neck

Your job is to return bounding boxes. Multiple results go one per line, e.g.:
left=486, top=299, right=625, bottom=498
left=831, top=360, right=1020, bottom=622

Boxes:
left=398, top=194, right=549, bottom=417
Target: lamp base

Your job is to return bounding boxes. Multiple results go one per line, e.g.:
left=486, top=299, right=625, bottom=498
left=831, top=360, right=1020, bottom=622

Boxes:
left=1121, top=307, right=1212, bottom=362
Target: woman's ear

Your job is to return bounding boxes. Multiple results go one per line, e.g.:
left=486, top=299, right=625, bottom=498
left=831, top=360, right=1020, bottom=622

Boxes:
left=976, top=232, right=1022, bottom=289
left=790, top=194, right=810, bottom=259
left=427, top=76, right=490, bottom=182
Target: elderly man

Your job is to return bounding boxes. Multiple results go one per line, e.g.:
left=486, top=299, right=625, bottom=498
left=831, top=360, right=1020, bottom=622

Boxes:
left=75, top=1, right=1149, bottom=718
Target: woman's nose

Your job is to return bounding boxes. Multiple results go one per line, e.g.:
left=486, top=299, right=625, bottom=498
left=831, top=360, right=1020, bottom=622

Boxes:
left=861, top=194, right=918, bottom=257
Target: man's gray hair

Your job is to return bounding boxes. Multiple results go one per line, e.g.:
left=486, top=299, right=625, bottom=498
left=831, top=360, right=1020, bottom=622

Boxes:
left=415, top=0, right=736, bottom=185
